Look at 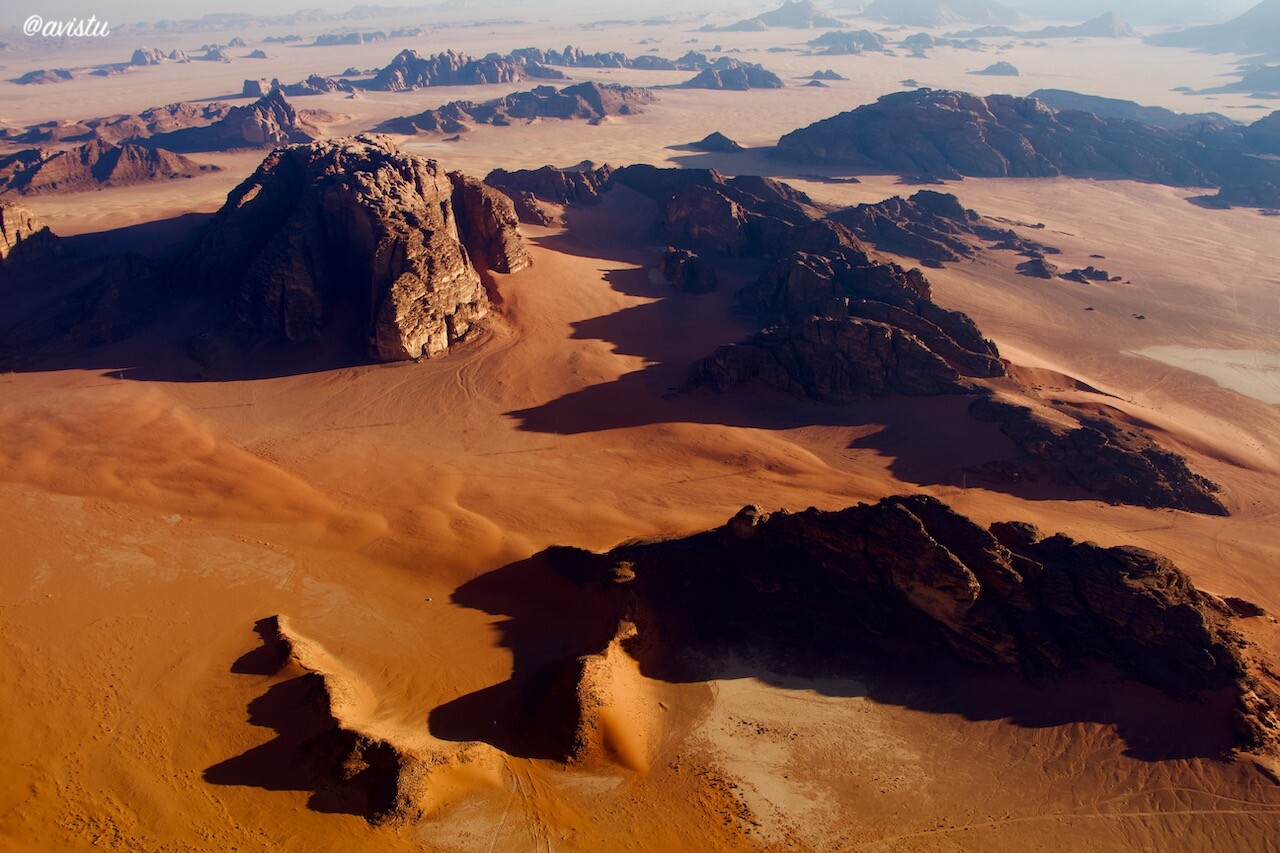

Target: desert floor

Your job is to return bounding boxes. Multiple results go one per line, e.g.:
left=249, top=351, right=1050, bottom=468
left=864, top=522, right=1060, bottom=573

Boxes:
left=2, top=11, right=1280, bottom=851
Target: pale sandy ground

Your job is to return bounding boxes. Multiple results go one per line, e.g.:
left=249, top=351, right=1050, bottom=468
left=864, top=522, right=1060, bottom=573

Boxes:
left=2, top=13, right=1280, bottom=853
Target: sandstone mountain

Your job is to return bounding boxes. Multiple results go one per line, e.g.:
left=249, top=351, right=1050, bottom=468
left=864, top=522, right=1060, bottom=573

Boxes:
left=3, top=101, right=235, bottom=145
left=544, top=495, right=1278, bottom=751
left=182, top=135, right=528, bottom=362
left=774, top=88, right=1280, bottom=207
left=380, top=83, right=655, bottom=135
left=146, top=90, right=323, bottom=152
left=861, top=0, right=1021, bottom=27
left=682, top=58, right=785, bottom=90
left=0, top=140, right=217, bottom=195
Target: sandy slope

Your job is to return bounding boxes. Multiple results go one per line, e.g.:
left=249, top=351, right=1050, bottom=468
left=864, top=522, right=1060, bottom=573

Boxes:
left=3, top=14, right=1280, bottom=852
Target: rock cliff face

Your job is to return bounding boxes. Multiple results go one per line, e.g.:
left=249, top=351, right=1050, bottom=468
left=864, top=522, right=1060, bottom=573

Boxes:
left=775, top=88, right=1280, bottom=208
left=381, top=82, right=655, bottom=135
left=183, top=135, right=527, bottom=361
left=970, top=397, right=1228, bottom=515
left=147, top=90, right=321, bottom=152
left=546, top=494, right=1279, bottom=751
left=682, top=58, right=785, bottom=90
left=658, top=248, right=718, bottom=293
left=0, top=202, right=58, bottom=264
left=0, top=140, right=217, bottom=195
left=510, top=46, right=709, bottom=71
left=485, top=163, right=615, bottom=224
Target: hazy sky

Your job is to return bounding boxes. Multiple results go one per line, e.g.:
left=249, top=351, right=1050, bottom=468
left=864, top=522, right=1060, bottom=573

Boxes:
left=4, top=0, right=1250, bottom=31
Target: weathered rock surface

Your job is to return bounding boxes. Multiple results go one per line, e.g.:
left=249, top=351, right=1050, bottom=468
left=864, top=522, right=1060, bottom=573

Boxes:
left=682, top=58, right=785, bottom=90
left=1029, top=89, right=1235, bottom=131
left=545, top=494, right=1279, bottom=751
left=182, top=135, right=527, bottom=361
left=970, top=397, right=1228, bottom=515
left=658, top=248, right=718, bottom=293
left=484, top=162, right=615, bottom=224
left=0, top=202, right=58, bottom=264
left=147, top=90, right=322, bottom=152
left=775, top=88, right=1280, bottom=208
left=380, top=82, right=655, bottom=134
left=694, top=315, right=971, bottom=402
left=0, top=140, right=217, bottom=195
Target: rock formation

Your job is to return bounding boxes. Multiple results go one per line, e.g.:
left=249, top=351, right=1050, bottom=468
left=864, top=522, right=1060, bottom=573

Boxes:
left=181, top=135, right=528, bottom=362
left=1028, top=89, right=1235, bottom=131
left=366, top=49, right=564, bottom=92
left=807, top=30, right=890, bottom=54
left=544, top=494, right=1279, bottom=750
left=1026, top=12, right=1138, bottom=38
left=0, top=202, right=58, bottom=264
left=510, top=46, right=709, bottom=72
left=380, top=83, right=656, bottom=134
left=130, top=47, right=168, bottom=66
left=973, top=61, right=1019, bottom=76
left=689, top=131, right=744, bottom=153
left=827, top=190, right=1054, bottom=263
left=774, top=88, right=1280, bottom=208
left=658, top=248, right=718, bottom=293
left=485, top=162, right=615, bottom=224
left=1150, top=0, right=1280, bottom=55
left=719, top=1, right=844, bottom=31
left=970, top=397, right=1228, bottom=515
left=9, top=101, right=234, bottom=145
left=0, top=140, right=217, bottom=195
left=146, top=90, right=322, bottom=152
left=682, top=58, right=785, bottom=91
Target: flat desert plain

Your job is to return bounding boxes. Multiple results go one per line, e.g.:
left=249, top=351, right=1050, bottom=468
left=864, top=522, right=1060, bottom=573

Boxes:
left=2, top=6, right=1280, bottom=851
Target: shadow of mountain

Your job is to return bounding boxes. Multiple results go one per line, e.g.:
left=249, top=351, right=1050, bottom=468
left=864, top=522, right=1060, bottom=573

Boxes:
left=429, top=550, right=1243, bottom=765
left=205, top=618, right=403, bottom=818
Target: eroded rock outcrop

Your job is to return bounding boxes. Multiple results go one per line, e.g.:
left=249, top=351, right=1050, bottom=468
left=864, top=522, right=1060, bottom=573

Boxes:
left=689, top=131, right=744, bottom=153
left=682, top=58, right=785, bottom=90
left=0, top=140, right=217, bottom=194
left=485, top=162, right=616, bottom=224
left=147, top=90, right=322, bottom=152
left=8, top=101, right=234, bottom=145
left=381, top=82, right=655, bottom=135
left=546, top=494, right=1279, bottom=751
left=366, top=49, right=564, bottom=92
left=828, top=190, right=1053, bottom=263
left=658, top=248, right=718, bottom=293
left=970, top=397, right=1228, bottom=515
left=183, top=135, right=527, bottom=361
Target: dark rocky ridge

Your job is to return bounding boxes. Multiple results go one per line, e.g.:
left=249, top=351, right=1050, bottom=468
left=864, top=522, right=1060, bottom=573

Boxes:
left=774, top=88, right=1280, bottom=208
left=1, top=101, right=233, bottom=145
left=379, top=83, right=655, bottom=135
left=545, top=494, right=1279, bottom=752
left=970, top=397, right=1227, bottom=516
left=510, top=46, right=711, bottom=72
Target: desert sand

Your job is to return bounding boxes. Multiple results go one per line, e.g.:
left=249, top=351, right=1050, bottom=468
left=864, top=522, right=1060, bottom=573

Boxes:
left=2, top=6, right=1280, bottom=851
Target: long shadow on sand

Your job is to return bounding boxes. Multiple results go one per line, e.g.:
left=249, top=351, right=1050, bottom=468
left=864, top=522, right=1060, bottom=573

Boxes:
left=428, top=552, right=1243, bottom=765
left=204, top=618, right=396, bottom=818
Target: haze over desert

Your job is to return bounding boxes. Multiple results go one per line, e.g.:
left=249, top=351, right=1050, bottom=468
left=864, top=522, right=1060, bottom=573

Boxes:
left=2, top=0, right=1280, bottom=850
